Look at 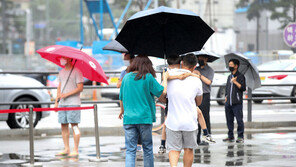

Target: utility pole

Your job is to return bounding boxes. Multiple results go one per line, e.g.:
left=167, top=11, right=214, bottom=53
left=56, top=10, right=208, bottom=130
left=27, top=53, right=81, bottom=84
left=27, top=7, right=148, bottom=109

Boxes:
left=154, top=0, right=158, bottom=9
left=205, top=0, right=213, bottom=51
left=46, top=0, right=50, bottom=45
left=1, top=0, right=7, bottom=53
left=176, top=0, right=180, bottom=9
left=265, top=15, right=268, bottom=51
left=256, top=16, right=259, bottom=53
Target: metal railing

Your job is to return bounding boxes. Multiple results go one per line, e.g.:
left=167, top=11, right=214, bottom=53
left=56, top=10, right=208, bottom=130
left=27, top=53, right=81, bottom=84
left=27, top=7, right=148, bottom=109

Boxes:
left=1, top=70, right=296, bottom=122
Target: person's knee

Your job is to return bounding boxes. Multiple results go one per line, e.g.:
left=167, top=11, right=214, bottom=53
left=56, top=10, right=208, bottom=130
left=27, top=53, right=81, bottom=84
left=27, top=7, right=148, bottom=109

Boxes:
left=61, top=124, right=69, bottom=128
left=184, top=148, right=193, bottom=153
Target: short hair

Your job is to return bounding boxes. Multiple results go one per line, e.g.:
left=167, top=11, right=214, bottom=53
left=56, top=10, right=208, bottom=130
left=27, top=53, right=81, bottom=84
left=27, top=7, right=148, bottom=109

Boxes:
left=182, top=53, right=198, bottom=68
left=167, top=56, right=181, bottom=65
left=130, top=54, right=135, bottom=59
left=124, top=53, right=135, bottom=59
left=229, top=59, right=240, bottom=67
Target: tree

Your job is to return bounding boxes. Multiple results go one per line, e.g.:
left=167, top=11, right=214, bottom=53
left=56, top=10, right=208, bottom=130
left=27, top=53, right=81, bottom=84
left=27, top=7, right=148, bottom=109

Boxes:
left=237, top=0, right=270, bottom=53
left=267, top=0, right=296, bottom=29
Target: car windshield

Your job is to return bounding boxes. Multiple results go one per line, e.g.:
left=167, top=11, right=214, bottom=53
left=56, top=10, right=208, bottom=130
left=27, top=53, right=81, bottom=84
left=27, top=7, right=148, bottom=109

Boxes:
left=258, top=61, right=293, bottom=71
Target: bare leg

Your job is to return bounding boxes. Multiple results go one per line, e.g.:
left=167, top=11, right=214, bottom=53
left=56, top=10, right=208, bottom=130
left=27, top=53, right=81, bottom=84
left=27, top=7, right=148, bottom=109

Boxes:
left=198, top=110, right=207, bottom=130
left=71, top=123, right=80, bottom=153
left=183, top=148, right=194, bottom=167
left=161, top=124, right=166, bottom=140
left=61, top=124, right=70, bottom=153
left=169, top=150, right=181, bottom=167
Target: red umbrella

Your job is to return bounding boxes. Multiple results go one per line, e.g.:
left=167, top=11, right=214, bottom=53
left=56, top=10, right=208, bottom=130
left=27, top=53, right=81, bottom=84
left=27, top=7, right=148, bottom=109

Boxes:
left=37, top=45, right=108, bottom=84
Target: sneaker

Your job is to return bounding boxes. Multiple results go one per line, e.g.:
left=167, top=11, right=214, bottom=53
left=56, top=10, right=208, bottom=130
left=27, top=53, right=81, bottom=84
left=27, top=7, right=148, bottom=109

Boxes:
left=202, top=134, right=216, bottom=143
left=223, top=137, right=235, bottom=142
left=198, top=141, right=209, bottom=146
left=236, top=138, right=244, bottom=143
left=120, top=146, right=127, bottom=151
left=137, top=145, right=142, bottom=152
left=158, top=145, right=166, bottom=154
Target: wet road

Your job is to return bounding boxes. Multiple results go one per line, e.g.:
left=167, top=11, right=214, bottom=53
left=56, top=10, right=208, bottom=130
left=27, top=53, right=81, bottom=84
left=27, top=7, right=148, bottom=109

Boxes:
left=0, top=133, right=296, bottom=166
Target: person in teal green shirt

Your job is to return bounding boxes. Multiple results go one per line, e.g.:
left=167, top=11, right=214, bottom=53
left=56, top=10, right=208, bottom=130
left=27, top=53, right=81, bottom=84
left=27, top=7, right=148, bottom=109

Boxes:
left=119, top=55, right=168, bottom=167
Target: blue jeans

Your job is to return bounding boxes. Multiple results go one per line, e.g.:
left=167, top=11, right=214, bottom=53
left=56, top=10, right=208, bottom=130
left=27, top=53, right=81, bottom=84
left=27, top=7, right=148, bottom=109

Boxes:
left=124, top=124, right=154, bottom=167
left=225, top=103, right=244, bottom=139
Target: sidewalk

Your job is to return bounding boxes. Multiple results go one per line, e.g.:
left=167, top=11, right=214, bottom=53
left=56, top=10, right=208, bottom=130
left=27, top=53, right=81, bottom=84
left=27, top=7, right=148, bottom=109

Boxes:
left=1, top=101, right=296, bottom=139
left=0, top=133, right=296, bottom=166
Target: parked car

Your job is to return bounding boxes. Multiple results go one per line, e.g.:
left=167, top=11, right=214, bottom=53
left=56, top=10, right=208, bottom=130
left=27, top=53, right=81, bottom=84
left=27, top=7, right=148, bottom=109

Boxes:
left=0, top=71, right=51, bottom=129
left=252, top=59, right=296, bottom=103
left=211, top=73, right=227, bottom=105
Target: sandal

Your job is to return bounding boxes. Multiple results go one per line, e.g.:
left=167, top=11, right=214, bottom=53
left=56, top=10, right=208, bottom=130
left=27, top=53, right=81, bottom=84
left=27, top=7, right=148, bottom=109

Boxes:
left=55, top=151, right=69, bottom=157
left=68, top=152, right=79, bottom=158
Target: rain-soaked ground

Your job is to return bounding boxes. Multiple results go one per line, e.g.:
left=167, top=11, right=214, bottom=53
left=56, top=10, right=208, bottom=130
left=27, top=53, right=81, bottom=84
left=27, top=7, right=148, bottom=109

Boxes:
left=0, top=133, right=296, bottom=167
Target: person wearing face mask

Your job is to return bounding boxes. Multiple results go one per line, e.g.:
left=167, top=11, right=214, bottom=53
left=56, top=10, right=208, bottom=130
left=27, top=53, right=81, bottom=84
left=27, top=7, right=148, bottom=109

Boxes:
left=194, top=55, right=216, bottom=145
left=117, top=53, right=145, bottom=152
left=223, top=59, right=246, bottom=143
left=117, top=53, right=135, bottom=88
left=54, top=57, right=84, bottom=158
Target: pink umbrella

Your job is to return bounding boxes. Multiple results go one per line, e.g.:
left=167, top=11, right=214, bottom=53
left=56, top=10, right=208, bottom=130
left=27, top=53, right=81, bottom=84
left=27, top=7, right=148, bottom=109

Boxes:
left=37, top=45, right=108, bottom=84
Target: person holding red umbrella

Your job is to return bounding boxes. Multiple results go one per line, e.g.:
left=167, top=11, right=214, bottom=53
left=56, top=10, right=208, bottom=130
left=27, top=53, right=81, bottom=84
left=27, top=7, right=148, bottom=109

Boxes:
left=37, top=45, right=108, bottom=158
left=54, top=57, right=84, bottom=158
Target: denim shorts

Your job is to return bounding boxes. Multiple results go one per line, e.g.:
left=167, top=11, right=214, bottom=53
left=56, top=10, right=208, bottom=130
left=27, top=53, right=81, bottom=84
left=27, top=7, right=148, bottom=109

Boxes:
left=58, top=105, right=81, bottom=124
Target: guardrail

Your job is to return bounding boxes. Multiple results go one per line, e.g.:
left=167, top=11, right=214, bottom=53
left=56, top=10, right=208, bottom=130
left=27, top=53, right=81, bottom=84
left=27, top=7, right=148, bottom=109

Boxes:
left=1, top=70, right=296, bottom=123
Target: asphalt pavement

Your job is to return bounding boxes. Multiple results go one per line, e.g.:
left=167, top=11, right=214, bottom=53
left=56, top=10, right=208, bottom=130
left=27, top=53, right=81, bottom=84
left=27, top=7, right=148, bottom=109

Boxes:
left=0, top=133, right=296, bottom=166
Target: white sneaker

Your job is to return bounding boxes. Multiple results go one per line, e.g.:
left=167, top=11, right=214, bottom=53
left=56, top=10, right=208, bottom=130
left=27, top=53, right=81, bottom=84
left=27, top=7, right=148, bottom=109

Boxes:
left=202, top=134, right=216, bottom=143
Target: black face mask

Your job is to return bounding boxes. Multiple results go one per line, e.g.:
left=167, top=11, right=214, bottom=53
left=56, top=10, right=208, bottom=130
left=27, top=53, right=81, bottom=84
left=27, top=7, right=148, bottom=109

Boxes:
left=198, top=60, right=205, bottom=66
left=229, top=67, right=235, bottom=72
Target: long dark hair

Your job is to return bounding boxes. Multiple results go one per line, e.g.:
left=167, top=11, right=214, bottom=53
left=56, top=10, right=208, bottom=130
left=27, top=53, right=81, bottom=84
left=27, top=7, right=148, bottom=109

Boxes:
left=128, top=55, right=156, bottom=80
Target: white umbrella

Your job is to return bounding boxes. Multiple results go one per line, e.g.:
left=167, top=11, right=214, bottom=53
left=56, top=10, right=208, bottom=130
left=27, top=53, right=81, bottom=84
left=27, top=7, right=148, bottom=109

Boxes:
left=103, top=40, right=128, bottom=53
left=191, top=50, right=220, bottom=62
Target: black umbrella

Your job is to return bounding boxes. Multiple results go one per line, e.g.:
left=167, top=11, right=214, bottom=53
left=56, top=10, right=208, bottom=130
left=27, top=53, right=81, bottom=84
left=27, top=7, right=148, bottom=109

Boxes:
left=103, top=40, right=128, bottom=53
left=115, top=6, right=214, bottom=58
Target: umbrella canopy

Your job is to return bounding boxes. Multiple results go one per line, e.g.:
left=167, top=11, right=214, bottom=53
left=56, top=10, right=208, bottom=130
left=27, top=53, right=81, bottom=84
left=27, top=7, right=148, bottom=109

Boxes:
left=103, top=40, right=128, bottom=53
left=190, top=50, right=220, bottom=62
left=224, top=53, right=261, bottom=90
left=37, top=45, right=108, bottom=84
left=115, top=6, right=214, bottom=58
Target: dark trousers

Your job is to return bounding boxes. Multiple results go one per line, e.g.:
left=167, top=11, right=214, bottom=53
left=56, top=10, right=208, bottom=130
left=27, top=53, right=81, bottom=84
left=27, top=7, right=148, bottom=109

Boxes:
left=197, top=93, right=211, bottom=143
left=225, top=103, right=244, bottom=139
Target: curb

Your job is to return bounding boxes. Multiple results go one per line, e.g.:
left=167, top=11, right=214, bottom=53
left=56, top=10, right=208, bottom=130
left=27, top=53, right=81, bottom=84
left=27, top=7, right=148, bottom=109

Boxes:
left=0, top=121, right=295, bottom=139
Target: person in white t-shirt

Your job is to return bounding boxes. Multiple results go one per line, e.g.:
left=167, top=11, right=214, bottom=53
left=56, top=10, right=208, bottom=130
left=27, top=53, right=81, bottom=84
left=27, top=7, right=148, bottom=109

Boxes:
left=165, top=54, right=204, bottom=167
left=158, top=56, right=213, bottom=155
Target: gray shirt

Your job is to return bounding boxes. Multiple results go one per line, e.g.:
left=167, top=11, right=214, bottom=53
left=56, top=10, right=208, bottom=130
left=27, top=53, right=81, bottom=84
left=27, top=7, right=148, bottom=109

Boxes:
left=195, top=65, right=214, bottom=94
left=58, top=67, right=84, bottom=105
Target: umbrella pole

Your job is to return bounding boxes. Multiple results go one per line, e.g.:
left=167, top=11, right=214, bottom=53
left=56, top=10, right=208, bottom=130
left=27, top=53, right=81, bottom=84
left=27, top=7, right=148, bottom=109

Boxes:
left=247, top=87, right=252, bottom=122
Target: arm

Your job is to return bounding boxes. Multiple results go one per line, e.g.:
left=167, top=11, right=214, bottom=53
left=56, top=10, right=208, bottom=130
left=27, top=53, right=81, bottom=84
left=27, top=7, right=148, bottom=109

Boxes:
left=168, top=72, right=194, bottom=80
left=54, top=82, right=61, bottom=108
left=195, top=95, right=203, bottom=106
left=60, top=83, right=83, bottom=99
left=194, top=70, right=212, bottom=85
left=119, top=100, right=124, bottom=119
left=200, top=75, right=212, bottom=85
left=117, top=79, right=122, bottom=88
left=232, top=76, right=246, bottom=91
left=225, top=76, right=230, bottom=102
left=158, top=72, right=168, bottom=101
